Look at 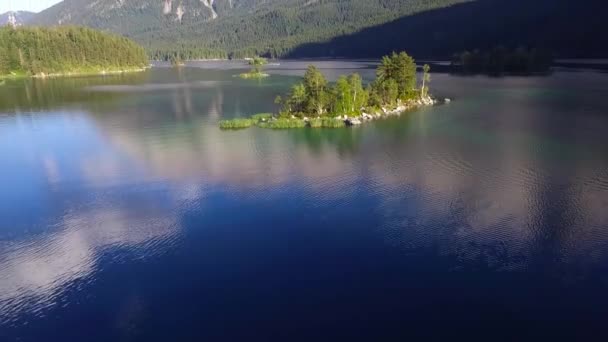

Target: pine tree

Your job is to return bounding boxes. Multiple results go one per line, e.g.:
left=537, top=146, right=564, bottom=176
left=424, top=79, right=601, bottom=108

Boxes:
left=303, top=65, right=328, bottom=116
left=332, top=75, right=352, bottom=115
left=348, top=73, right=367, bottom=113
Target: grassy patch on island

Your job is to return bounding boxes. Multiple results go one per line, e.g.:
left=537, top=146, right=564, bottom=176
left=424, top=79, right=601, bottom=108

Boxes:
left=308, top=117, right=346, bottom=128
left=257, top=118, right=306, bottom=129
left=219, top=113, right=274, bottom=129
left=239, top=72, right=269, bottom=79
left=219, top=118, right=254, bottom=129
left=218, top=115, right=348, bottom=130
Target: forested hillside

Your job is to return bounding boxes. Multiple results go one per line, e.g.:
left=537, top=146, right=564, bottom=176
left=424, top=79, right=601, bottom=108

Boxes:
left=287, top=0, right=607, bottom=59
left=0, top=26, right=148, bottom=77
left=27, top=0, right=607, bottom=60
left=29, top=0, right=472, bottom=59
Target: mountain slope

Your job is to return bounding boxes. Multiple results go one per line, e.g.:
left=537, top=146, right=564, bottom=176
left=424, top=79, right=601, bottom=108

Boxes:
left=28, top=0, right=607, bottom=59
left=0, top=11, right=36, bottom=27
left=29, top=0, right=472, bottom=59
left=288, top=0, right=608, bottom=59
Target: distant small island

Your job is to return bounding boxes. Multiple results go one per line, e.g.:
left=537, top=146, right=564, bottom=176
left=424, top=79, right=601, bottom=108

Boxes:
left=0, top=26, right=148, bottom=79
left=221, top=52, right=438, bottom=130
left=239, top=56, right=270, bottom=79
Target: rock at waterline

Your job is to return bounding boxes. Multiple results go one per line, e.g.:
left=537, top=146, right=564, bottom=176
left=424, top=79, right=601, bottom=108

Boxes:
left=346, top=118, right=362, bottom=125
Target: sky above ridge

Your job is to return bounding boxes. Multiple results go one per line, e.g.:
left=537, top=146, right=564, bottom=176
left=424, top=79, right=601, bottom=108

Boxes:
left=0, top=0, right=62, bottom=13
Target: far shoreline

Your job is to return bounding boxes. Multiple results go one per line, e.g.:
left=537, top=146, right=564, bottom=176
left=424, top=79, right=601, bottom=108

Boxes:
left=1, top=67, right=150, bottom=81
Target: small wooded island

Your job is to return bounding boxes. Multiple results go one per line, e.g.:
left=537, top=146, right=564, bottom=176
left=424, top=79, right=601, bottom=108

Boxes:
left=220, top=52, right=437, bottom=130
left=0, top=26, right=148, bottom=79
left=239, top=56, right=270, bottom=79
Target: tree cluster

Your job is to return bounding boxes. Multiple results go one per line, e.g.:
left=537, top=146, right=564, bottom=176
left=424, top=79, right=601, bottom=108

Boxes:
left=277, top=52, right=430, bottom=118
left=0, top=26, right=148, bottom=77
left=248, top=56, right=268, bottom=74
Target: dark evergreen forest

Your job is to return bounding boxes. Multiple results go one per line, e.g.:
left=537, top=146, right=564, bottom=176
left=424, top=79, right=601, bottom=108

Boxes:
left=0, top=26, right=148, bottom=77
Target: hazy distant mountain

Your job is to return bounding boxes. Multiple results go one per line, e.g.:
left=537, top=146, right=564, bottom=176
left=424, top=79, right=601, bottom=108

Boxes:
left=27, top=0, right=607, bottom=59
left=0, top=11, right=36, bottom=27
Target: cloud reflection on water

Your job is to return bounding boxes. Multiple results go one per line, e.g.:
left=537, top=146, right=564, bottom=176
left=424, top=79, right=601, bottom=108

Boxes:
left=1, top=66, right=608, bottom=330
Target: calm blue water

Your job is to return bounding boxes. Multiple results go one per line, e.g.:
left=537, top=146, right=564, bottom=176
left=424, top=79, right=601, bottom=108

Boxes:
left=1, top=61, right=608, bottom=341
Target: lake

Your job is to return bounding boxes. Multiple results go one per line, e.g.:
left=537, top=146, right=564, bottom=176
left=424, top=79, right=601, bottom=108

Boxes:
left=1, top=61, right=608, bottom=341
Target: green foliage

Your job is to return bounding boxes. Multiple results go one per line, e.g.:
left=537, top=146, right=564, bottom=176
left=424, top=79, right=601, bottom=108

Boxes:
left=219, top=118, right=254, bottom=129
left=376, top=52, right=417, bottom=100
left=331, top=75, right=352, bottom=116
left=240, top=56, right=269, bottom=78
left=251, top=113, right=273, bottom=122
left=257, top=117, right=306, bottom=129
left=248, top=56, right=268, bottom=73
left=0, top=26, right=148, bottom=78
left=371, top=79, right=399, bottom=106
left=327, top=74, right=367, bottom=116
left=320, top=117, right=346, bottom=128
left=303, top=65, right=329, bottom=116
left=308, top=118, right=323, bottom=128
left=283, top=83, right=307, bottom=115
left=307, top=117, right=346, bottom=128
left=239, top=71, right=269, bottom=79
left=277, top=51, right=426, bottom=119
left=451, top=46, right=553, bottom=74
left=349, top=73, right=367, bottom=113
left=221, top=51, right=432, bottom=132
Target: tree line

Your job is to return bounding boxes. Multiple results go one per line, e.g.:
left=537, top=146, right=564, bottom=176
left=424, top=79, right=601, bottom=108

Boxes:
left=451, top=47, right=553, bottom=74
left=276, top=52, right=431, bottom=118
left=0, top=26, right=148, bottom=77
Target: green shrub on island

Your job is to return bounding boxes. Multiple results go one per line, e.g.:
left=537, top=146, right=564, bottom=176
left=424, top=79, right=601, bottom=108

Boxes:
left=308, top=118, right=323, bottom=128
left=251, top=113, right=273, bottom=121
left=321, top=117, right=346, bottom=128
left=219, top=118, right=254, bottom=129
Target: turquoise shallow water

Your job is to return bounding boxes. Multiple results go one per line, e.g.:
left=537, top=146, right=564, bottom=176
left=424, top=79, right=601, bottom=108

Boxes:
left=1, top=61, right=608, bottom=340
